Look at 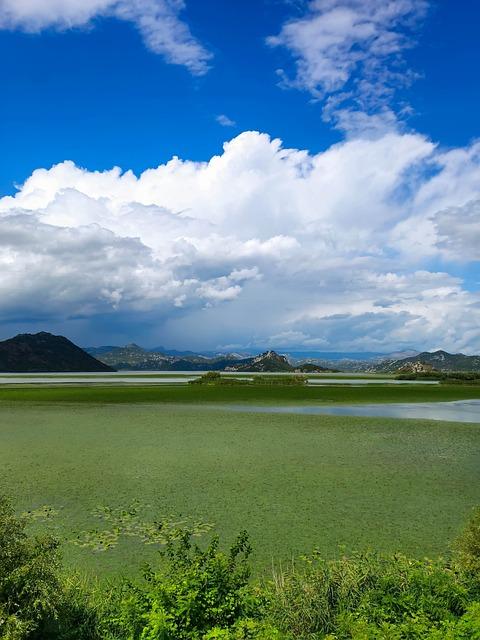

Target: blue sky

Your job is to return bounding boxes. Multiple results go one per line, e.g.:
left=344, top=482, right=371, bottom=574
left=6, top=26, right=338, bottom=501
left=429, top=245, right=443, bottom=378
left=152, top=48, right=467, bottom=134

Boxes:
left=0, top=0, right=479, bottom=353
left=2, top=0, right=480, bottom=195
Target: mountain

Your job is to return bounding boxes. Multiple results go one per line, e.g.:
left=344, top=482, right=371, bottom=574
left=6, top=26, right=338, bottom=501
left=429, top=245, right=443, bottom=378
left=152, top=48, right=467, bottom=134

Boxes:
left=284, top=351, right=384, bottom=361
left=88, top=344, right=249, bottom=371
left=85, top=345, right=119, bottom=357
left=366, top=350, right=480, bottom=373
left=295, top=362, right=339, bottom=373
left=227, top=350, right=293, bottom=372
left=0, top=332, right=114, bottom=372
left=88, top=344, right=174, bottom=370
left=89, top=344, right=341, bottom=372
left=149, top=346, right=209, bottom=357
left=227, top=351, right=337, bottom=373
left=373, top=350, right=421, bottom=362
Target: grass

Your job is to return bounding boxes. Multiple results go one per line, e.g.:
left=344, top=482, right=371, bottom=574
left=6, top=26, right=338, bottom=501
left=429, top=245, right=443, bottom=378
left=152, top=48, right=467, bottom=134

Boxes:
left=1, top=382, right=480, bottom=405
left=0, top=399, right=479, bottom=579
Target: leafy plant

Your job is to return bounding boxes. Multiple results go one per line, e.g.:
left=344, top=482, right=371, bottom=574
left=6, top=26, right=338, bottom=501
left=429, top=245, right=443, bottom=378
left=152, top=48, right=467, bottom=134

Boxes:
left=0, top=496, right=61, bottom=639
left=102, top=530, right=265, bottom=639
left=269, top=550, right=473, bottom=638
left=454, top=506, right=480, bottom=586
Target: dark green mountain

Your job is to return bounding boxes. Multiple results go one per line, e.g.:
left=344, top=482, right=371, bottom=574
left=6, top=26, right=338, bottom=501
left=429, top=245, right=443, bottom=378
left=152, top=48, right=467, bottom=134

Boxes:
left=0, top=332, right=114, bottom=372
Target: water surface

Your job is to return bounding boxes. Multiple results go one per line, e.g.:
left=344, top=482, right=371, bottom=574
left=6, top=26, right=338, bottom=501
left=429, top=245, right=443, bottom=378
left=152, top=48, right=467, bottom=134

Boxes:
left=0, top=376, right=196, bottom=385
left=220, top=400, right=480, bottom=424
left=307, top=378, right=438, bottom=385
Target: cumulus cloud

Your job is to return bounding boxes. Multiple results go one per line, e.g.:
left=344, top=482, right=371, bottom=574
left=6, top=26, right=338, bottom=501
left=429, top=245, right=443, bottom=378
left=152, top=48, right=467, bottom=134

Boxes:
left=267, top=0, right=428, bottom=129
left=432, top=200, right=480, bottom=262
left=1, top=130, right=479, bottom=352
left=0, top=0, right=212, bottom=74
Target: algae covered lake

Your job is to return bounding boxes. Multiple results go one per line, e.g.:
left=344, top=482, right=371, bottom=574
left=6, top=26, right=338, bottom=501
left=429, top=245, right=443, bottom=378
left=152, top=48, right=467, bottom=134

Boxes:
left=0, top=385, right=479, bottom=577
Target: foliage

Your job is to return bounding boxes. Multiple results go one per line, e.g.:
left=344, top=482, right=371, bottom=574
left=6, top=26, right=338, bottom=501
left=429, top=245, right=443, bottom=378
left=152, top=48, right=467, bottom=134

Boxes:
left=189, top=372, right=307, bottom=386
left=454, top=506, right=480, bottom=577
left=189, top=371, right=245, bottom=386
left=0, top=495, right=62, bottom=639
left=269, top=550, right=477, bottom=639
left=101, top=530, right=266, bottom=639
left=2, top=380, right=480, bottom=404
left=1, top=497, right=480, bottom=639
left=252, top=375, right=307, bottom=386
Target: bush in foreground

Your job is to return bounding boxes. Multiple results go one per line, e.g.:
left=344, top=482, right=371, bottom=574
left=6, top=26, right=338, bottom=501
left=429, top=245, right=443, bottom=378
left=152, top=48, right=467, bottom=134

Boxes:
left=99, top=530, right=269, bottom=639
left=1, top=496, right=480, bottom=639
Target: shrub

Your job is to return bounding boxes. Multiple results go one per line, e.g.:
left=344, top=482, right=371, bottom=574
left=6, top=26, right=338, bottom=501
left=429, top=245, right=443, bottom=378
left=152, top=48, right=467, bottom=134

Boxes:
left=454, top=506, right=480, bottom=582
left=268, top=551, right=473, bottom=639
left=189, top=371, right=222, bottom=385
left=101, top=530, right=269, bottom=639
left=2, top=496, right=480, bottom=639
left=0, top=496, right=104, bottom=640
left=0, top=495, right=62, bottom=639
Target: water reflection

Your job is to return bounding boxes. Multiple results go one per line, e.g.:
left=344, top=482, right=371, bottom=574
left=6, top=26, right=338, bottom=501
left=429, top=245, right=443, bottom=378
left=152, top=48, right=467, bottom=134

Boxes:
left=221, top=400, right=480, bottom=424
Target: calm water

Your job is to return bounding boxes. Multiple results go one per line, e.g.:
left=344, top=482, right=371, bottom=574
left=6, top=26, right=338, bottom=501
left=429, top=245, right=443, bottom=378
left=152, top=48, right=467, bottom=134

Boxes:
left=0, top=373, right=437, bottom=386
left=0, top=376, right=196, bottom=385
left=220, top=400, right=480, bottom=424
left=307, top=378, right=438, bottom=385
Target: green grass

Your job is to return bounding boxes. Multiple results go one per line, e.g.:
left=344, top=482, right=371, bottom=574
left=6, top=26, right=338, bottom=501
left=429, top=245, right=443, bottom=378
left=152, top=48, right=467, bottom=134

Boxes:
left=1, top=382, right=480, bottom=404
left=0, top=400, right=479, bottom=579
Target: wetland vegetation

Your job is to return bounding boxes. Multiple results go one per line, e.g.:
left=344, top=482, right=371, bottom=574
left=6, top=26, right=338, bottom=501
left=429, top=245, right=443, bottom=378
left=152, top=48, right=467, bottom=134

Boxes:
left=1, top=495, right=480, bottom=639
left=1, top=379, right=479, bottom=637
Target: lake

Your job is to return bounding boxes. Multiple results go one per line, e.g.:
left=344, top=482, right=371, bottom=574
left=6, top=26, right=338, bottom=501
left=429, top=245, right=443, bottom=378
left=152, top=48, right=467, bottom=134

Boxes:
left=219, top=400, right=480, bottom=423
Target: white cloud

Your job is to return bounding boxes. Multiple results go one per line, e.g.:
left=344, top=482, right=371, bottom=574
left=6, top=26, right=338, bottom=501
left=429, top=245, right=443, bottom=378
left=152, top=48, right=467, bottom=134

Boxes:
left=433, top=200, right=480, bottom=262
left=216, top=114, right=236, bottom=128
left=267, top=0, right=428, bottom=129
left=0, top=0, right=212, bottom=74
left=0, top=130, right=479, bottom=352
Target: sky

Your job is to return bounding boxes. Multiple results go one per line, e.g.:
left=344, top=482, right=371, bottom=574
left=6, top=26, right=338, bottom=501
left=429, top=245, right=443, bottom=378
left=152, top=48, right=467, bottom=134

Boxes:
left=0, top=0, right=479, bottom=353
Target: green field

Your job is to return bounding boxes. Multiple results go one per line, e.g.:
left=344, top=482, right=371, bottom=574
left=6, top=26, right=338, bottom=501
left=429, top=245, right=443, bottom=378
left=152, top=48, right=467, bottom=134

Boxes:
left=1, top=381, right=480, bottom=404
left=1, top=386, right=479, bottom=579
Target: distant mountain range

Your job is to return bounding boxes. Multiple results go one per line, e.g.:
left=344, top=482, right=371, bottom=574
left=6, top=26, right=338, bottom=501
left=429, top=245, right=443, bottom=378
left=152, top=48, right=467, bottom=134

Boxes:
left=365, top=350, right=480, bottom=373
left=92, top=345, right=325, bottom=372
left=86, top=344, right=336, bottom=373
left=87, top=343, right=480, bottom=373
left=87, top=344, right=246, bottom=371
left=1, top=333, right=478, bottom=374
left=0, top=332, right=113, bottom=372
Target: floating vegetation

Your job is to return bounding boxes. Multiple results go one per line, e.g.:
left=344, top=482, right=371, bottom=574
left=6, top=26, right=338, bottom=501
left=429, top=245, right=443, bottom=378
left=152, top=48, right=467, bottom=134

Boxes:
left=22, top=505, right=60, bottom=521
left=71, top=500, right=214, bottom=552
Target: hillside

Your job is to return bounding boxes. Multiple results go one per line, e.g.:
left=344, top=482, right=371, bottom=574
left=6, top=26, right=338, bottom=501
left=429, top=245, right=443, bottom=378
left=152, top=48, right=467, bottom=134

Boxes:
left=367, top=350, right=480, bottom=373
left=296, top=361, right=339, bottom=373
left=88, top=344, right=249, bottom=371
left=0, top=332, right=114, bottom=372
left=89, top=344, right=175, bottom=370
left=227, top=350, right=293, bottom=372
left=227, top=351, right=337, bottom=373
left=90, top=344, right=341, bottom=372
